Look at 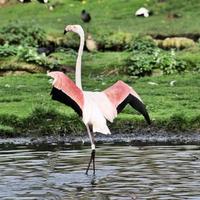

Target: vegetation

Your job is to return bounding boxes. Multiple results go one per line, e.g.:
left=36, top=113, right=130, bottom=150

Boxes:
left=0, top=21, right=46, bottom=47
left=125, top=39, right=187, bottom=76
left=0, top=44, right=17, bottom=57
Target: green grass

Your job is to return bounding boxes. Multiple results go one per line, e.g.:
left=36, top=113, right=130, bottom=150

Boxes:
left=176, top=47, right=200, bottom=71
left=0, top=72, right=199, bottom=136
left=1, top=0, right=200, bottom=38
left=51, top=51, right=129, bottom=74
left=0, top=74, right=74, bottom=117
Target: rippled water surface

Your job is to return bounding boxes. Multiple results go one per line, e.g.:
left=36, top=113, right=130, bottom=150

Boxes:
left=0, top=144, right=200, bottom=200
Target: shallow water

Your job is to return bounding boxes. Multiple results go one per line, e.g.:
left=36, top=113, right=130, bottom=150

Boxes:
left=0, top=144, right=200, bottom=200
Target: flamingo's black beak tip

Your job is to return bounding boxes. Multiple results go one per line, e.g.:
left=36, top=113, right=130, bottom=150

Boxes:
left=64, top=30, right=67, bottom=35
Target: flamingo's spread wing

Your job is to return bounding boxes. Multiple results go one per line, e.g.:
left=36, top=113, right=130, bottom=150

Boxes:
left=48, top=71, right=84, bottom=116
left=104, top=80, right=151, bottom=124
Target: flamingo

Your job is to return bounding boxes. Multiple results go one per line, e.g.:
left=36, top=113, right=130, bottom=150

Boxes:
left=48, top=25, right=151, bottom=175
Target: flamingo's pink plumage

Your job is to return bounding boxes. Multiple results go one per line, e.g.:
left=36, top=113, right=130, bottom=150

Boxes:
left=48, top=71, right=150, bottom=135
left=48, top=71, right=84, bottom=110
left=104, top=80, right=142, bottom=108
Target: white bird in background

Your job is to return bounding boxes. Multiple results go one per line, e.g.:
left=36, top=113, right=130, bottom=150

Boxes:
left=135, top=7, right=150, bottom=17
left=48, top=25, right=151, bottom=175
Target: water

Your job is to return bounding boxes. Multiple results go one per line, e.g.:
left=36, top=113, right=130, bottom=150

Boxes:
left=0, top=144, right=200, bottom=200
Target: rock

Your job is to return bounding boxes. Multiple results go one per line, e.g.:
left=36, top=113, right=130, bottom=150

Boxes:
left=96, top=193, right=110, bottom=200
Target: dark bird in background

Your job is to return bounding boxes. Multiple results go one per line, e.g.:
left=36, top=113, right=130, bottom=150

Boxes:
left=18, top=0, right=31, bottom=3
left=81, top=10, right=91, bottom=23
left=37, top=43, right=55, bottom=56
left=37, top=0, right=48, bottom=3
left=19, top=0, right=48, bottom=3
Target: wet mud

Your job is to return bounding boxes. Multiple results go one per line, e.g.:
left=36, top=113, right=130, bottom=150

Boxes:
left=0, top=129, right=200, bottom=146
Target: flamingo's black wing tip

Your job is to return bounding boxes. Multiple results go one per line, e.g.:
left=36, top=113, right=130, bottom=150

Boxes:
left=144, top=112, right=151, bottom=125
left=50, top=87, right=82, bottom=117
left=117, top=94, right=151, bottom=125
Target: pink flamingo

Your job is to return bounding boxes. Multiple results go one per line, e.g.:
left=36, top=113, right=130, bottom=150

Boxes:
left=48, top=25, right=151, bottom=175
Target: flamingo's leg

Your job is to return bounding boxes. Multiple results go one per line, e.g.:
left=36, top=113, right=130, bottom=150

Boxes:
left=85, top=125, right=95, bottom=175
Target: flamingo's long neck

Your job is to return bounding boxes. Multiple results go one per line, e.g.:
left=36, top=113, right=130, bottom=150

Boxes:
left=75, top=30, right=85, bottom=90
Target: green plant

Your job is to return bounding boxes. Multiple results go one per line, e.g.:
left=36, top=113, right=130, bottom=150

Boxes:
left=125, top=48, right=187, bottom=76
left=154, top=49, right=187, bottom=74
left=0, top=21, right=46, bottom=47
left=193, top=63, right=200, bottom=72
left=129, top=36, right=157, bottom=54
left=17, top=46, right=60, bottom=69
left=0, top=43, right=17, bottom=57
left=125, top=53, right=154, bottom=76
left=17, top=46, right=45, bottom=65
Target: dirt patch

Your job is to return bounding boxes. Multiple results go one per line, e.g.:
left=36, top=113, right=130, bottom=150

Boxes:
left=0, top=70, right=32, bottom=76
left=0, top=62, right=46, bottom=76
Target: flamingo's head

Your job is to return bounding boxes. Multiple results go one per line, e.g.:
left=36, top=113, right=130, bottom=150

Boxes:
left=64, top=25, right=84, bottom=36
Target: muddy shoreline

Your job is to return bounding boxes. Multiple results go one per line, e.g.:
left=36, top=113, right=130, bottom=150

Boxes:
left=0, top=129, right=200, bottom=146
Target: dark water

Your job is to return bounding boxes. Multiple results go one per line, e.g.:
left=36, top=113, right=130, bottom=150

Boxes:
left=0, top=144, right=200, bottom=200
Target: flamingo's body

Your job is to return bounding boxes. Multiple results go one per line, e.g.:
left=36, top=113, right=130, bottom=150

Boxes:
left=48, top=25, right=151, bottom=175
left=49, top=71, right=150, bottom=134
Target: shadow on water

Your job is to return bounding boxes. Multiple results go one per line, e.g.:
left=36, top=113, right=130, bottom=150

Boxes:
left=0, top=144, right=200, bottom=199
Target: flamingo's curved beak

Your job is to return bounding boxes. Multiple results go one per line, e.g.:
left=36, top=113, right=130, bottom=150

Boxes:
left=64, top=30, right=67, bottom=35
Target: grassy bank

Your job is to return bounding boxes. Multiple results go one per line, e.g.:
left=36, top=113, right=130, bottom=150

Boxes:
left=0, top=0, right=200, bottom=136
left=0, top=72, right=199, bottom=136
